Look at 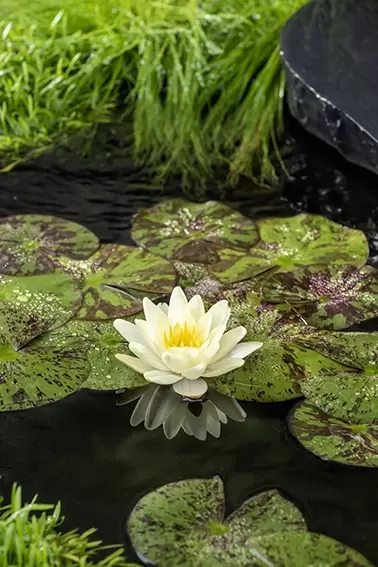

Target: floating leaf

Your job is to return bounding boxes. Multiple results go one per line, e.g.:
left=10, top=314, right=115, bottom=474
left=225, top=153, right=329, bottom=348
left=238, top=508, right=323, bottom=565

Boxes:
left=36, top=319, right=146, bottom=391
left=131, top=199, right=259, bottom=264
left=0, top=271, right=82, bottom=349
left=0, top=323, right=89, bottom=411
left=208, top=214, right=369, bottom=284
left=0, top=214, right=99, bottom=275
left=128, top=477, right=306, bottom=567
left=60, top=244, right=176, bottom=319
left=261, top=264, right=378, bottom=330
left=208, top=302, right=345, bottom=402
left=297, top=332, right=378, bottom=424
left=245, top=531, right=373, bottom=567
left=288, top=400, right=378, bottom=468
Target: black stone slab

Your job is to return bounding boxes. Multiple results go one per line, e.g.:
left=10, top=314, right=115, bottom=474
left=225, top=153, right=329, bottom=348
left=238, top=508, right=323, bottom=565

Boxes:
left=281, top=0, right=378, bottom=177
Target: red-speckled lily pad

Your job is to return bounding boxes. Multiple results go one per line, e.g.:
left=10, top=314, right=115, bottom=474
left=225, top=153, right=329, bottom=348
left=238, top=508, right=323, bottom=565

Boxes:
left=0, top=214, right=99, bottom=275
left=208, top=214, right=369, bottom=284
left=60, top=244, right=176, bottom=320
left=261, top=264, right=378, bottom=330
left=131, top=199, right=259, bottom=264
left=127, top=477, right=307, bottom=567
left=288, top=400, right=378, bottom=468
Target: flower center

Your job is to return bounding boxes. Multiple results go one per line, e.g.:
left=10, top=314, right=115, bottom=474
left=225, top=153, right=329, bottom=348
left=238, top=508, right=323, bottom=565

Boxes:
left=164, top=322, right=203, bottom=348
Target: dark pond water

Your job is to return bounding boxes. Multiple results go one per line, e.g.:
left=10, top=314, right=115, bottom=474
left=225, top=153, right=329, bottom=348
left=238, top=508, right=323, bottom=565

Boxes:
left=0, top=119, right=378, bottom=565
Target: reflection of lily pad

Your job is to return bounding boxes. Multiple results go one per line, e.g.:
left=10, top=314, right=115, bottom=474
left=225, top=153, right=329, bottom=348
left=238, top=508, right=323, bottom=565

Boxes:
left=42, top=319, right=147, bottom=391
left=208, top=214, right=369, bottom=284
left=0, top=271, right=82, bottom=349
left=61, top=244, right=176, bottom=319
left=131, top=199, right=259, bottom=264
left=0, top=214, right=99, bottom=275
left=298, top=332, right=378, bottom=424
left=245, top=531, right=373, bottom=567
left=208, top=303, right=345, bottom=402
left=261, top=265, right=378, bottom=330
left=0, top=324, right=89, bottom=411
left=128, top=477, right=306, bottom=567
left=288, top=400, right=378, bottom=468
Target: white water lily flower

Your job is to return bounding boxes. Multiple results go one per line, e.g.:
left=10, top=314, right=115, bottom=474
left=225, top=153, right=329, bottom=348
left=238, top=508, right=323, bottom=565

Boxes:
left=114, top=286, right=262, bottom=399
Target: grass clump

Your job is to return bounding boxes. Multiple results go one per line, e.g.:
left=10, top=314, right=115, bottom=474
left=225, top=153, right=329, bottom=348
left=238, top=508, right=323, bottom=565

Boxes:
left=0, top=0, right=308, bottom=187
left=0, top=484, right=137, bottom=566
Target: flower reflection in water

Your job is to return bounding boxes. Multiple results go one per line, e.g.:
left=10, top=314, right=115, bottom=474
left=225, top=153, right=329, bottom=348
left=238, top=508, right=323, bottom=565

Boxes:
left=117, top=385, right=246, bottom=441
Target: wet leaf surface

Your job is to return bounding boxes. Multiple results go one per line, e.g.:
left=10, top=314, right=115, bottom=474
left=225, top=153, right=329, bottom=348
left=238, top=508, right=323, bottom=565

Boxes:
left=0, top=214, right=99, bottom=275
left=131, top=199, right=259, bottom=264
left=208, top=214, right=369, bottom=284
left=288, top=400, right=378, bottom=468
left=261, top=264, right=378, bottom=330
left=60, top=244, right=176, bottom=319
left=127, top=477, right=306, bottom=567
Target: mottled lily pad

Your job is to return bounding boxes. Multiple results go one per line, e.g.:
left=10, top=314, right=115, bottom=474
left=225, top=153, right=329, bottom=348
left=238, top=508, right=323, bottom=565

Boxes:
left=60, top=244, right=176, bottom=319
left=0, top=271, right=82, bottom=349
left=208, top=214, right=369, bottom=284
left=261, top=264, right=378, bottom=330
left=245, top=531, right=374, bottom=567
left=298, top=332, right=378, bottom=424
left=208, top=302, right=346, bottom=402
left=0, top=214, right=99, bottom=275
left=39, top=319, right=147, bottom=391
left=288, top=400, right=378, bottom=468
left=128, top=476, right=307, bottom=567
left=0, top=321, right=89, bottom=411
left=131, top=199, right=259, bottom=264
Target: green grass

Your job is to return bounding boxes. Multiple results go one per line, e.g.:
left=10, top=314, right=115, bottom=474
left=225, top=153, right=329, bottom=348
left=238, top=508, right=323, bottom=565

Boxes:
left=0, top=484, right=137, bottom=566
left=0, top=0, right=308, bottom=188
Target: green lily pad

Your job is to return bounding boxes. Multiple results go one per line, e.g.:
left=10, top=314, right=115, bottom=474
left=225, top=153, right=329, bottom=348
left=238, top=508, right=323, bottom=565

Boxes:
left=60, top=244, right=176, bottom=319
left=36, top=319, right=147, bottom=391
left=127, top=476, right=307, bottom=567
left=208, top=302, right=346, bottom=402
left=0, top=271, right=82, bottom=349
left=0, top=323, right=89, bottom=411
left=131, top=199, right=259, bottom=264
left=297, top=332, right=378, bottom=424
left=261, top=264, right=378, bottom=330
left=288, top=400, right=378, bottom=468
left=244, top=532, right=373, bottom=567
left=208, top=214, right=369, bottom=284
left=0, top=214, right=99, bottom=275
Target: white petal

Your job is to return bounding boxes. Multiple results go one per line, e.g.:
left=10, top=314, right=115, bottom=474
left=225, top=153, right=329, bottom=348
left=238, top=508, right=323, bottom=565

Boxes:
left=182, top=362, right=207, bottom=380
left=115, top=353, right=153, bottom=374
left=203, top=357, right=245, bottom=377
left=128, top=342, right=168, bottom=371
left=207, top=300, right=230, bottom=330
left=135, top=319, right=164, bottom=354
left=162, top=351, right=195, bottom=375
left=196, top=311, right=213, bottom=340
left=173, top=378, right=208, bottom=398
left=144, top=370, right=182, bottom=385
left=209, top=323, right=227, bottom=343
left=188, top=295, right=205, bottom=321
left=228, top=341, right=263, bottom=359
left=114, top=319, right=144, bottom=344
left=198, top=339, right=220, bottom=364
left=168, top=286, right=188, bottom=324
left=143, top=297, right=169, bottom=333
left=158, top=302, right=169, bottom=315
left=211, top=327, right=247, bottom=363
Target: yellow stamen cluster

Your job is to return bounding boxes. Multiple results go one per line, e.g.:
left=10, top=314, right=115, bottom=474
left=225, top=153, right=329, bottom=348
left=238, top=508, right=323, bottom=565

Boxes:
left=164, top=322, right=203, bottom=348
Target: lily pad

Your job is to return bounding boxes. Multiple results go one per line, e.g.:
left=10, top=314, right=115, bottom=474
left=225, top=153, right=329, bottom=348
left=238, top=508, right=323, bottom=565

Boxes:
left=297, top=332, right=378, bottom=424
left=288, top=400, right=378, bottom=468
left=128, top=476, right=307, bottom=567
left=244, top=531, right=374, bottom=567
left=0, top=271, right=82, bottom=349
left=208, top=214, right=369, bottom=284
left=261, top=264, right=378, bottom=330
left=131, top=199, right=259, bottom=264
left=208, top=302, right=346, bottom=402
left=0, top=322, right=89, bottom=411
left=60, top=244, right=176, bottom=319
left=0, top=214, right=99, bottom=275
